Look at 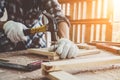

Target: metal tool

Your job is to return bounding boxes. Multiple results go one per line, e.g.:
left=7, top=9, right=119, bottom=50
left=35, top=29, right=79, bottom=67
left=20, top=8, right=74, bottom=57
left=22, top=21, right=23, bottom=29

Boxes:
left=0, top=60, right=49, bottom=71
left=23, top=12, right=58, bottom=42
left=23, top=25, right=47, bottom=36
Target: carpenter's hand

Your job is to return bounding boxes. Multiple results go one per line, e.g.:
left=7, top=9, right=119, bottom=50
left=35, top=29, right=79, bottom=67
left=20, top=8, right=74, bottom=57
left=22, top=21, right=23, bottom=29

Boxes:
left=3, top=20, right=27, bottom=43
left=49, top=38, right=79, bottom=59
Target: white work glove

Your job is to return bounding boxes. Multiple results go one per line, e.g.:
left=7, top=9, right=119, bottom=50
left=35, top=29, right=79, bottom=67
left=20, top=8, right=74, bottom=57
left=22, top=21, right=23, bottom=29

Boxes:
left=3, top=20, right=27, bottom=43
left=49, top=38, right=79, bottom=59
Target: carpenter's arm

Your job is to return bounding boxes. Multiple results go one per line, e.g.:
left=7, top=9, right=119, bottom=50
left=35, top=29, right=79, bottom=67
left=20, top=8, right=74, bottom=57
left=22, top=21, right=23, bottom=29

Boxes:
left=43, top=0, right=70, bottom=39
left=57, top=22, right=69, bottom=39
left=0, top=0, right=6, bottom=29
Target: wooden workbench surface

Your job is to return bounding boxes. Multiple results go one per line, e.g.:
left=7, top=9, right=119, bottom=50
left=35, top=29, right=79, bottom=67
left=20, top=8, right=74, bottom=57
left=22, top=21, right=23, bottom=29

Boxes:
left=0, top=49, right=120, bottom=80
left=0, top=50, right=50, bottom=80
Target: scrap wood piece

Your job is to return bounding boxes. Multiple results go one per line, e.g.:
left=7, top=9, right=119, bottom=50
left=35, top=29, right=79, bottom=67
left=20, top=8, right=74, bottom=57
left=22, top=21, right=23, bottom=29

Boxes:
left=27, top=48, right=100, bottom=60
left=96, top=43, right=120, bottom=54
left=47, top=71, right=79, bottom=80
left=27, top=48, right=57, bottom=56
left=42, top=56, right=120, bottom=72
left=27, top=48, right=59, bottom=60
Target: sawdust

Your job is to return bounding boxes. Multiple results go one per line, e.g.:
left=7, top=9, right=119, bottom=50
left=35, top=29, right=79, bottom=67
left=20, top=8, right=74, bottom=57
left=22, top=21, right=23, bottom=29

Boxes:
left=0, top=49, right=120, bottom=80
left=75, top=69, right=120, bottom=80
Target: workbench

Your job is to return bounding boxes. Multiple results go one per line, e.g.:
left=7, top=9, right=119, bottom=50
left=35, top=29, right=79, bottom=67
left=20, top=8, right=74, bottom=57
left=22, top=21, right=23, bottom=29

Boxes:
left=0, top=48, right=120, bottom=80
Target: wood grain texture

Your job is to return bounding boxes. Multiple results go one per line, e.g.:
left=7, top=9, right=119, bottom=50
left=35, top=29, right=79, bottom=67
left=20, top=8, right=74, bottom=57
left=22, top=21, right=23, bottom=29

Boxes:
left=42, top=56, right=120, bottom=72
left=27, top=48, right=59, bottom=60
left=47, top=71, right=79, bottom=80
left=96, top=43, right=120, bottom=54
left=27, top=48, right=100, bottom=60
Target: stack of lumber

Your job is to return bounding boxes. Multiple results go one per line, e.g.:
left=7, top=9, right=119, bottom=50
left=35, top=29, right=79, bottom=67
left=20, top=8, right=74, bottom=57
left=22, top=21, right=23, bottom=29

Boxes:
left=27, top=43, right=120, bottom=80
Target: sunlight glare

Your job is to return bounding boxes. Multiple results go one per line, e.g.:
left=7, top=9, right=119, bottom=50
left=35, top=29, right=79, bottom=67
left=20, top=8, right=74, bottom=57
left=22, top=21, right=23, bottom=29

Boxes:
left=113, top=0, right=120, bottom=21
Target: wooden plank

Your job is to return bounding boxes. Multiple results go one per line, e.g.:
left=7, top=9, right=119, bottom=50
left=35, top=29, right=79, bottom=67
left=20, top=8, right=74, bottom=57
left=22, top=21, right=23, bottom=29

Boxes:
left=85, top=25, right=91, bottom=43
left=80, top=1, right=84, bottom=19
left=99, top=25, right=102, bottom=41
left=75, top=2, right=79, bottom=20
left=84, top=1, right=92, bottom=42
left=59, top=0, right=80, bottom=4
left=70, top=24, right=74, bottom=41
left=95, top=41, right=120, bottom=44
left=27, top=48, right=57, bottom=56
left=86, top=1, right=92, bottom=19
left=80, top=24, right=82, bottom=43
left=105, top=24, right=112, bottom=41
left=59, top=0, right=96, bottom=4
left=47, top=71, right=79, bottom=80
left=107, top=0, right=113, bottom=19
left=27, top=48, right=59, bottom=60
left=88, top=41, right=120, bottom=45
left=70, top=3, right=74, bottom=20
left=96, top=43, right=120, bottom=54
left=27, top=48, right=100, bottom=60
left=94, top=0, right=98, bottom=18
left=70, top=19, right=110, bottom=24
left=42, top=56, right=120, bottom=72
left=64, top=3, right=67, bottom=16
left=101, top=0, right=104, bottom=18
left=74, top=25, right=78, bottom=43
left=93, top=24, right=96, bottom=41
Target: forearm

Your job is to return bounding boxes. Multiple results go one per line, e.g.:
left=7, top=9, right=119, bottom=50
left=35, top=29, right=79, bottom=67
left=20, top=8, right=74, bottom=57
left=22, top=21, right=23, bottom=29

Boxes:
left=0, top=21, right=6, bottom=29
left=57, top=22, right=70, bottom=39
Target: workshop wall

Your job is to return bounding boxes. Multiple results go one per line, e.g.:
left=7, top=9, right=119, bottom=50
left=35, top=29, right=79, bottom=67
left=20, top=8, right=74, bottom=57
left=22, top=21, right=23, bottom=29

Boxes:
left=59, top=0, right=113, bottom=43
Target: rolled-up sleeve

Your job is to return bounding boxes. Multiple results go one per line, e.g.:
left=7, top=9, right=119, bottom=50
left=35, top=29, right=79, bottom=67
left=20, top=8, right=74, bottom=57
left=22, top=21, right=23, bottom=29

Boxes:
left=0, top=0, right=5, bottom=18
left=43, top=0, right=70, bottom=27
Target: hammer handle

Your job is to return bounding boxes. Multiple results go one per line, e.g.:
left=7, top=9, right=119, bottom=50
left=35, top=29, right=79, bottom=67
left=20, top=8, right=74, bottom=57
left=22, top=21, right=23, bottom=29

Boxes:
left=23, top=25, right=47, bottom=36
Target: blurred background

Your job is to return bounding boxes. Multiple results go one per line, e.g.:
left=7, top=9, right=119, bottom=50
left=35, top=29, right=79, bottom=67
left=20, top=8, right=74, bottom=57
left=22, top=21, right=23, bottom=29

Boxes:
left=1, top=0, right=120, bottom=42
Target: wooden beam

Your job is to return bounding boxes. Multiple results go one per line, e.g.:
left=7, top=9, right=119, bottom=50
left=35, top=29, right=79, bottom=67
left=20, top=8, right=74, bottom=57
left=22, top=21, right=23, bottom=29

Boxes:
left=27, top=48, right=59, bottom=60
left=59, top=0, right=96, bottom=3
left=47, top=71, right=79, bottom=80
left=27, top=48, right=56, bottom=56
left=27, top=48, right=100, bottom=60
left=70, top=19, right=110, bottom=24
left=96, top=43, right=120, bottom=54
left=87, top=41, right=120, bottom=46
left=42, top=56, right=120, bottom=72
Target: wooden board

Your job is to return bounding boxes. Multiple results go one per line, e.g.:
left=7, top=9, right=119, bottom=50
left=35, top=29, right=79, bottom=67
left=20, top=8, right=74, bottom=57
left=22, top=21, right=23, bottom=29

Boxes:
left=27, top=48, right=59, bottom=60
left=27, top=48, right=100, bottom=60
left=87, top=41, right=120, bottom=46
left=87, top=42, right=120, bottom=54
left=42, top=56, right=120, bottom=73
left=47, top=71, right=79, bottom=80
left=96, top=43, right=120, bottom=54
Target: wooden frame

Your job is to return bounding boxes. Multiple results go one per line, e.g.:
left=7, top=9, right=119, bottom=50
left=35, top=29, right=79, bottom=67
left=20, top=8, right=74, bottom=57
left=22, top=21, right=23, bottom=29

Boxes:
left=59, top=0, right=113, bottom=43
left=42, top=56, right=120, bottom=80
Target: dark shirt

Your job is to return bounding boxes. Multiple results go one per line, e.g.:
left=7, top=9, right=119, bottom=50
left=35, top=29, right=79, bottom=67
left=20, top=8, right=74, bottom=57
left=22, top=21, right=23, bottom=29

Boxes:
left=0, top=0, right=70, bottom=52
